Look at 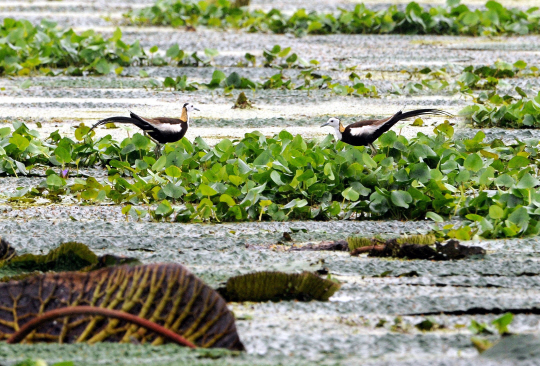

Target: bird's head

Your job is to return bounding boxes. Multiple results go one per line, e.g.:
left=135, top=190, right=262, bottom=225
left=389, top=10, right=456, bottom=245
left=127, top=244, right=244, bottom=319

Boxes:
left=321, top=117, right=341, bottom=129
left=183, top=103, right=200, bottom=112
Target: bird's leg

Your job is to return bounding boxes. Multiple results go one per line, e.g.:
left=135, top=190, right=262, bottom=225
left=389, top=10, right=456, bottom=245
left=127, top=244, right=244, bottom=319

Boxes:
left=153, top=143, right=162, bottom=158
left=369, top=143, right=378, bottom=157
left=144, top=132, right=162, bottom=158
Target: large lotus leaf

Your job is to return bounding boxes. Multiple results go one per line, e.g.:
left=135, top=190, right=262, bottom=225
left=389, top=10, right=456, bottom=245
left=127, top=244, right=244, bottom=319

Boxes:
left=0, top=263, right=244, bottom=350
left=224, top=271, right=340, bottom=302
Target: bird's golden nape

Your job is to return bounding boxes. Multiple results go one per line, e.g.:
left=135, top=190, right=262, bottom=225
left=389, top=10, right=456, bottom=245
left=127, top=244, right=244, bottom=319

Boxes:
left=180, top=106, right=188, bottom=123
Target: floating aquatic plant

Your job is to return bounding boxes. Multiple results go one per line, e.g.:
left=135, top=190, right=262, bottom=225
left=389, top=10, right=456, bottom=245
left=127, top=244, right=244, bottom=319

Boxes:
left=347, top=237, right=379, bottom=251
left=222, top=271, right=340, bottom=302
left=396, top=234, right=437, bottom=246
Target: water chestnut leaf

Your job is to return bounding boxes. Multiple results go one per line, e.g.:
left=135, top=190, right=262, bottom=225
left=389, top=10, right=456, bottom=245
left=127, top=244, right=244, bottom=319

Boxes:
left=152, top=155, right=167, bottom=171
left=54, top=146, right=71, bottom=165
left=46, top=174, right=64, bottom=188
left=270, top=171, right=285, bottom=186
left=508, top=156, right=529, bottom=169
left=342, top=187, right=359, bottom=201
left=132, top=133, right=150, bottom=149
left=198, top=184, right=218, bottom=197
left=165, top=165, right=182, bottom=178
left=464, top=153, right=483, bottom=172
left=390, top=191, right=413, bottom=208
left=507, top=207, right=529, bottom=228
left=163, top=182, right=185, bottom=199
left=9, top=134, right=30, bottom=151
left=426, top=212, right=444, bottom=222
left=491, top=312, right=513, bottom=335
left=409, top=163, right=431, bottom=183
left=220, top=194, right=236, bottom=206
left=489, top=205, right=504, bottom=219
left=516, top=173, right=539, bottom=189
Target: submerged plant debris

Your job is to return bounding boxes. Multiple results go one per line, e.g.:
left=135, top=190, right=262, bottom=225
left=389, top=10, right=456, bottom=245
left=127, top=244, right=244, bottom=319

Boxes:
left=351, top=238, right=486, bottom=260
left=0, top=240, right=140, bottom=280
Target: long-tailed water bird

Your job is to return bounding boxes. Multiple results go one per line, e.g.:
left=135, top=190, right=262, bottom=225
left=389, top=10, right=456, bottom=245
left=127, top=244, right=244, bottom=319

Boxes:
left=321, top=108, right=453, bottom=156
left=88, top=103, right=199, bottom=156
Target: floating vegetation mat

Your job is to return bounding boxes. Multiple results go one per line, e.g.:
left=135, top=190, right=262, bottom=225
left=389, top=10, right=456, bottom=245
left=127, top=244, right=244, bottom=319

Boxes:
left=221, top=271, right=341, bottom=302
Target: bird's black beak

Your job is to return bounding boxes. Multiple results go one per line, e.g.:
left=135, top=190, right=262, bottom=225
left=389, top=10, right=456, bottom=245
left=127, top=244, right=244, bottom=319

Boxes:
left=194, top=107, right=200, bottom=111
left=320, top=122, right=330, bottom=128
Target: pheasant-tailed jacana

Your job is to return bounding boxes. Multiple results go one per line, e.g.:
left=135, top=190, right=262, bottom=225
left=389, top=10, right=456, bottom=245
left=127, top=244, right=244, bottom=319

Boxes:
left=321, top=108, right=453, bottom=156
left=88, top=103, right=199, bottom=156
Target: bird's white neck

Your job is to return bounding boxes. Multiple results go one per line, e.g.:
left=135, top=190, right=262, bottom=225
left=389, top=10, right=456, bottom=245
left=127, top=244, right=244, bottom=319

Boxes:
left=332, top=125, right=342, bottom=140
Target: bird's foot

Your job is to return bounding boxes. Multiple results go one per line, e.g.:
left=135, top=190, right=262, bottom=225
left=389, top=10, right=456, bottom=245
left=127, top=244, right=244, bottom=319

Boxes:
left=154, top=144, right=162, bottom=158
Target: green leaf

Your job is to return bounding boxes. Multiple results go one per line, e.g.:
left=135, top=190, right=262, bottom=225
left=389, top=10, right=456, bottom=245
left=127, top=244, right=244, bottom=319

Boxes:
left=220, top=194, right=236, bottom=206
left=516, top=173, right=539, bottom=189
left=390, top=191, right=413, bottom=208
left=342, top=187, right=359, bottom=201
left=46, top=174, right=64, bottom=188
left=489, top=205, right=504, bottom=219
left=324, top=163, right=335, bottom=180
left=362, top=153, right=376, bottom=169
left=491, top=313, right=513, bottom=335
left=132, top=133, right=149, bottom=149
left=464, top=153, right=483, bottom=172
left=495, top=174, right=514, bottom=187
left=165, top=165, right=182, bottom=178
left=507, top=207, right=529, bottom=228
left=426, top=212, right=444, bottom=222
left=409, top=163, right=430, bottom=183
left=162, top=182, right=184, bottom=199
left=54, top=146, right=71, bottom=165
left=197, top=184, right=218, bottom=196
left=508, top=156, right=529, bottom=169
left=166, top=44, right=180, bottom=58
left=155, top=200, right=173, bottom=216
left=94, top=59, right=110, bottom=75
left=9, top=134, right=30, bottom=151
left=229, top=175, right=243, bottom=186
left=152, top=155, right=167, bottom=171
left=270, top=171, right=285, bottom=186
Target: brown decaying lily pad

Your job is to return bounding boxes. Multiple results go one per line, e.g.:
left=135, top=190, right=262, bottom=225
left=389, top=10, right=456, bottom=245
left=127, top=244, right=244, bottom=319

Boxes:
left=0, top=263, right=244, bottom=350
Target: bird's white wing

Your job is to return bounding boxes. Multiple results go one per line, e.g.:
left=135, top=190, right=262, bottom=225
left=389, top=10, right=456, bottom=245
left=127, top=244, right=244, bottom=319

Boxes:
left=152, top=123, right=183, bottom=133
left=348, top=124, right=379, bottom=137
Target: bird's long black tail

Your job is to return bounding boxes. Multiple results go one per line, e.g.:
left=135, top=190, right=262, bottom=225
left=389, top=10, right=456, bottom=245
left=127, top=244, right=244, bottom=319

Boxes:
left=88, top=116, right=149, bottom=134
left=398, top=108, right=453, bottom=121
left=376, top=108, right=453, bottom=137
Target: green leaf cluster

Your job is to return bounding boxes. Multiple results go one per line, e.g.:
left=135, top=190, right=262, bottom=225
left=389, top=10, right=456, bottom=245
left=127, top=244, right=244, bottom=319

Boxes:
left=3, top=123, right=540, bottom=239
left=127, top=0, right=540, bottom=37
left=462, top=90, right=540, bottom=128
left=0, top=19, right=148, bottom=76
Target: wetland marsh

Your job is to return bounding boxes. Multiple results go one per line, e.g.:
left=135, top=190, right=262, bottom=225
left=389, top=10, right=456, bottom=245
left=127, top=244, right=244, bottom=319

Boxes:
left=1, top=0, right=540, bottom=365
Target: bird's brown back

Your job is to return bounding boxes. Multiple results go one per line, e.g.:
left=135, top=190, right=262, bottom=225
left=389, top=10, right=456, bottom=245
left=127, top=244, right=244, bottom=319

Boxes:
left=149, top=117, right=185, bottom=125
left=345, top=116, right=391, bottom=130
